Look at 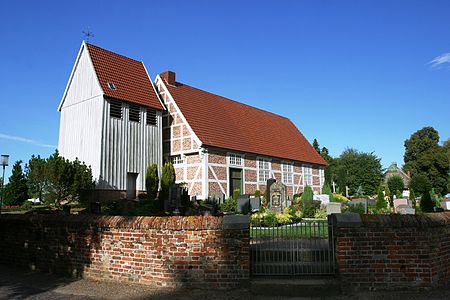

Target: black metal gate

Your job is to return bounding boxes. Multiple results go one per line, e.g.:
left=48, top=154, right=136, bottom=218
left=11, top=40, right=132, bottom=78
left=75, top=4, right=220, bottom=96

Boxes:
left=250, top=219, right=336, bottom=276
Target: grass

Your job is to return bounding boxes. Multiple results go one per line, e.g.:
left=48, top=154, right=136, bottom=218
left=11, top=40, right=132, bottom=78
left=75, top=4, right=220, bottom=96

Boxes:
left=251, top=220, right=329, bottom=238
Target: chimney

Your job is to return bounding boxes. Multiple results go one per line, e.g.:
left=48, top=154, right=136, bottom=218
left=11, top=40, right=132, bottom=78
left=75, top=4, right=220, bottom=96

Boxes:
left=160, top=71, right=176, bottom=85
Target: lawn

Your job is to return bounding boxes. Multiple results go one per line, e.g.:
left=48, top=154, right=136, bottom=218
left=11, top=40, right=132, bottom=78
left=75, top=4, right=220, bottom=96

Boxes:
left=251, top=220, right=330, bottom=238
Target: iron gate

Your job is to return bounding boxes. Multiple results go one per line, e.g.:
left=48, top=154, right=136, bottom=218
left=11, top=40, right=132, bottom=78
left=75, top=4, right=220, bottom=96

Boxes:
left=250, top=220, right=336, bottom=276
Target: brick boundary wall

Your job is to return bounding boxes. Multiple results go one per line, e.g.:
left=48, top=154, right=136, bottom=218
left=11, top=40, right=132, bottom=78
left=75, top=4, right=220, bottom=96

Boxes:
left=331, top=212, right=450, bottom=290
left=0, top=215, right=250, bottom=289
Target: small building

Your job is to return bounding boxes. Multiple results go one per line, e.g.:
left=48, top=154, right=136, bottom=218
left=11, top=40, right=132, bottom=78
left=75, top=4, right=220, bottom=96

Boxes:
left=154, top=71, right=327, bottom=199
left=58, top=42, right=165, bottom=199
left=384, top=162, right=411, bottom=188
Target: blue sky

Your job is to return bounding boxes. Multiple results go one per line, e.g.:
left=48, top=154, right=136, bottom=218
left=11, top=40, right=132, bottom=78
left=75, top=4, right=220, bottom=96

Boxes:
left=1, top=0, right=449, bottom=180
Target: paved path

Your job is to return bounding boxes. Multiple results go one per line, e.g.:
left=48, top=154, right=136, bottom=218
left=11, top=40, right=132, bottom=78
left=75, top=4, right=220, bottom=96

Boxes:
left=1, top=265, right=450, bottom=300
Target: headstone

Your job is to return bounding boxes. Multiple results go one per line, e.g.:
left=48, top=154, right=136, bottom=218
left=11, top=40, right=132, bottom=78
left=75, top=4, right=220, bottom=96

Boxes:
left=237, top=195, right=250, bottom=214
left=393, top=198, right=409, bottom=208
left=166, top=184, right=188, bottom=213
left=268, top=181, right=287, bottom=213
left=326, top=202, right=341, bottom=215
left=396, top=205, right=415, bottom=215
left=210, top=192, right=225, bottom=205
left=250, top=196, right=261, bottom=212
left=313, top=194, right=330, bottom=206
left=266, top=178, right=276, bottom=199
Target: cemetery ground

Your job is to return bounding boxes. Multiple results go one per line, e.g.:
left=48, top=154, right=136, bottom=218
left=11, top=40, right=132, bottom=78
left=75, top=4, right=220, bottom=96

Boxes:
left=1, top=264, right=450, bottom=300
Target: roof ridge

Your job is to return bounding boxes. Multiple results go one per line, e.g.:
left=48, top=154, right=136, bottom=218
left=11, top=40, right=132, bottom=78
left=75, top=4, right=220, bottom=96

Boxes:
left=174, top=81, right=290, bottom=121
left=85, top=42, right=142, bottom=64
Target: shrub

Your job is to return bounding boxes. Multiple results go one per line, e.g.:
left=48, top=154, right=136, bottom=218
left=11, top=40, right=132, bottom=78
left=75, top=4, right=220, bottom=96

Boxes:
left=302, top=200, right=320, bottom=218
left=160, top=162, right=175, bottom=207
left=384, top=185, right=392, bottom=207
left=301, top=186, right=314, bottom=202
left=420, top=189, right=433, bottom=212
left=322, top=182, right=332, bottom=195
left=275, top=212, right=293, bottom=224
left=263, top=212, right=277, bottom=226
left=332, top=193, right=349, bottom=203
left=254, top=190, right=261, bottom=197
left=376, top=186, right=387, bottom=209
left=409, top=189, right=416, bottom=207
left=145, top=164, right=159, bottom=200
left=251, top=212, right=264, bottom=225
left=343, top=203, right=365, bottom=214
left=314, top=207, right=327, bottom=219
left=220, top=197, right=237, bottom=213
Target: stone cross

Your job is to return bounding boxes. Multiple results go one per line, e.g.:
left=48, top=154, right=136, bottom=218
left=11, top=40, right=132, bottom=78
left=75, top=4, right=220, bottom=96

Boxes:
left=332, top=181, right=336, bottom=193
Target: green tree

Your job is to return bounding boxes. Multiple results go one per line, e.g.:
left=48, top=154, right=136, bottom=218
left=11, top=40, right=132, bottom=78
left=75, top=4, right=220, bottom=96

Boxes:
left=145, top=164, right=159, bottom=200
left=322, top=182, right=332, bottom=196
left=409, top=189, right=416, bottom=207
left=46, top=150, right=93, bottom=206
left=384, top=185, right=392, bottom=207
left=332, top=148, right=383, bottom=196
left=420, top=189, right=434, bottom=212
left=26, top=155, right=48, bottom=202
left=160, top=162, right=175, bottom=203
left=376, top=186, right=387, bottom=209
left=312, top=139, right=320, bottom=153
left=387, top=175, right=404, bottom=197
left=409, top=174, right=431, bottom=196
left=3, top=160, right=29, bottom=206
left=301, top=185, right=314, bottom=202
left=404, top=127, right=449, bottom=195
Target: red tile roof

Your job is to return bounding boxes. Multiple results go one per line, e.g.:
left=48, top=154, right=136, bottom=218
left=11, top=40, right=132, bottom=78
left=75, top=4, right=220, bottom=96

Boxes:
left=163, top=78, right=327, bottom=165
left=86, top=43, right=164, bottom=110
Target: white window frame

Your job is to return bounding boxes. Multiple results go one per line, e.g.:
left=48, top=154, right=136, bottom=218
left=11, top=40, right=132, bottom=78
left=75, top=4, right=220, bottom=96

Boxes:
left=319, top=168, right=325, bottom=188
left=228, top=153, right=243, bottom=167
left=281, top=161, right=293, bottom=184
left=303, top=164, right=312, bottom=186
left=171, top=155, right=184, bottom=165
left=257, top=157, right=271, bottom=183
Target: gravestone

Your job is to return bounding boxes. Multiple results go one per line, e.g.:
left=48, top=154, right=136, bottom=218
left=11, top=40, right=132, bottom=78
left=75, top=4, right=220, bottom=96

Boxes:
left=250, top=196, right=261, bottom=212
left=210, top=192, right=225, bottom=205
left=237, top=194, right=250, bottom=214
left=268, top=181, right=287, bottom=213
left=314, top=194, right=330, bottom=206
left=166, top=184, right=188, bottom=213
left=266, top=178, right=276, bottom=199
left=396, top=205, right=415, bottom=215
left=326, top=202, right=342, bottom=215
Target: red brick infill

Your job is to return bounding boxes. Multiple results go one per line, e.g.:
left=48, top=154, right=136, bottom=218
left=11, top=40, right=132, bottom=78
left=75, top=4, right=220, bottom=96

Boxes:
left=0, top=215, right=250, bottom=289
left=331, top=212, right=450, bottom=290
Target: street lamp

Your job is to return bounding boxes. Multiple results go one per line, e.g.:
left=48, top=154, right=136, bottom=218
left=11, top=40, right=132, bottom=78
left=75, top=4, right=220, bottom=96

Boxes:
left=0, top=154, right=9, bottom=214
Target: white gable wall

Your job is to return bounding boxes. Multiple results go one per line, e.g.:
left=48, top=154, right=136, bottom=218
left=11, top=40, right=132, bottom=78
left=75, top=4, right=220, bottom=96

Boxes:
left=57, top=44, right=104, bottom=182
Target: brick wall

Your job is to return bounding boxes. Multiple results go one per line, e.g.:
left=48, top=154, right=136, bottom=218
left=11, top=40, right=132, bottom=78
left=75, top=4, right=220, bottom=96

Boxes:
left=0, top=215, right=250, bottom=289
left=332, top=212, right=450, bottom=290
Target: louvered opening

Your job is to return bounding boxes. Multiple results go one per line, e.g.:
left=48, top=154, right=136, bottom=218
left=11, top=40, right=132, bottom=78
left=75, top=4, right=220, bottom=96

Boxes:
left=110, top=100, right=122, bottom=119
left=147, top=108, right=157, bottom=126
left=129, top=104, right=141, bottom=122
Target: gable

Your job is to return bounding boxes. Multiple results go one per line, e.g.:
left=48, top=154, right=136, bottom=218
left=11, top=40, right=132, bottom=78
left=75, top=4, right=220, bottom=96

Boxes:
left=58, top=43, right=103, bottom=110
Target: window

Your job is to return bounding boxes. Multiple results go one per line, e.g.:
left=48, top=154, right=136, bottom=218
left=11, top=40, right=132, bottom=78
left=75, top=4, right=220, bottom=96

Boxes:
left=107, top=82, right=117, bottom=90
left=171, top=155, right=184, bottom=165
left=228, top=153, right=243, bottom=166
left=303, top=165, right=312, bottom=186
left=282, top=162, right=293, bottom=184
left=110, top=100, right=122, bottom=119
left=129, top=104, right=141, bottom=122
left=146, top=108, right=157, bottom=126
left=319, top=168, right=325, bottom=188
left=257, top=158, right=271, bottom=182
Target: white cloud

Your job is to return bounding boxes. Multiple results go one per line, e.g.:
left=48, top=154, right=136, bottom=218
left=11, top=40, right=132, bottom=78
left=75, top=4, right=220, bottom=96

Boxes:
left=429, top=53, right=450, bottom=69
left=0, top=133, right=56, bottom=148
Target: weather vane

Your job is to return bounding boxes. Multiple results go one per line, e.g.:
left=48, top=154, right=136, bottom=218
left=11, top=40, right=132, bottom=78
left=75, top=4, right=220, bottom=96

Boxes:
left=82, top=28, right=94, bottom=42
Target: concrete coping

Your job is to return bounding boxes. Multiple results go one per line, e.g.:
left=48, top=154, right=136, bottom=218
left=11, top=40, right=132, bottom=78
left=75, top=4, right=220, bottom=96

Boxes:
left=0, top=214, right=250, bottom=231
left=330, top=211, right=450, bottom=228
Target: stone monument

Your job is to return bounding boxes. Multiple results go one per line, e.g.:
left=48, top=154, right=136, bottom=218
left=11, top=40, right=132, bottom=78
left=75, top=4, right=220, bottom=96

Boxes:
left=268, top=181, right=287, bottom=213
